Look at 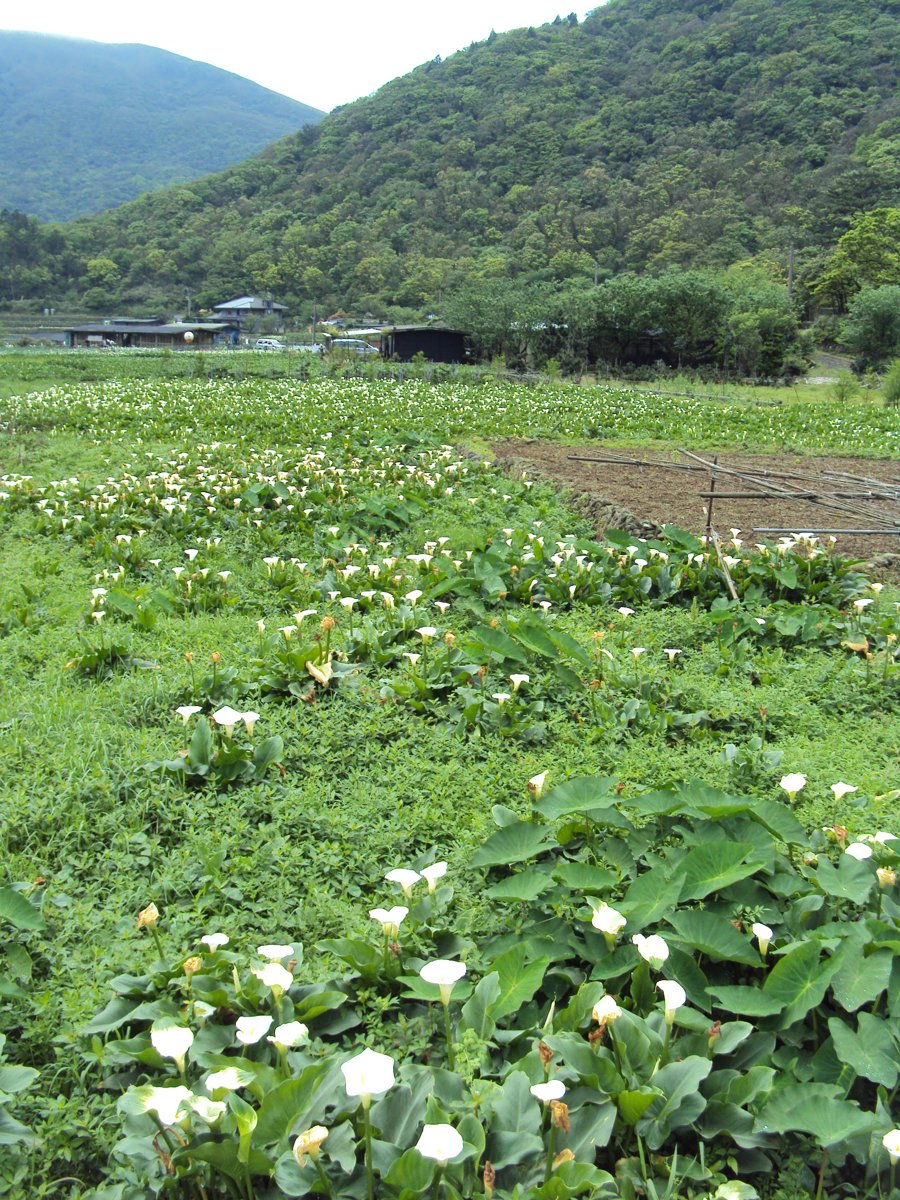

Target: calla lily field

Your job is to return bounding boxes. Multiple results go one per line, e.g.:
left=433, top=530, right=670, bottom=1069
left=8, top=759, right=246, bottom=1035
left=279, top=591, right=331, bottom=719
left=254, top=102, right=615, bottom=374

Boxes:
left=0, top=355, right=898, bottom=1199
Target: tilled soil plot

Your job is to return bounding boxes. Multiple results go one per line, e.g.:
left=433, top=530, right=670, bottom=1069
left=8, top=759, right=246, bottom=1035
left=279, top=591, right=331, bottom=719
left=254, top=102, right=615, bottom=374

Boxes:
left=493, top=441, right=900, bottom=572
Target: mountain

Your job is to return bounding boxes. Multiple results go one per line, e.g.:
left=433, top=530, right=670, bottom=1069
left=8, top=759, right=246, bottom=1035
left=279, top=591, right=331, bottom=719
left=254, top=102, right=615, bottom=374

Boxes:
left=7, top=0, right=900, bottom=314
left=0, top=32, right=324, bottom=221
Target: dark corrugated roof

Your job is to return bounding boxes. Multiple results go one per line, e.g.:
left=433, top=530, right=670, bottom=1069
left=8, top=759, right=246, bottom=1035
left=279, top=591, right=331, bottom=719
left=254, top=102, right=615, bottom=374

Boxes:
left=68, top=322, right=235, bottom=334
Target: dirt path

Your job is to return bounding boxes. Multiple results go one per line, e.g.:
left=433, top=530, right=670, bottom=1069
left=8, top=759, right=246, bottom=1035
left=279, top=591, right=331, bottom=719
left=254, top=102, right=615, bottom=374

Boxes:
left=493, top=440, right=900, bottom=569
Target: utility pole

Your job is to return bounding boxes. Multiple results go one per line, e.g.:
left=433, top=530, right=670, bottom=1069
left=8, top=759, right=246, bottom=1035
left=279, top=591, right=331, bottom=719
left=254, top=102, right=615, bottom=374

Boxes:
left=787, top=243, right=795, bottom=300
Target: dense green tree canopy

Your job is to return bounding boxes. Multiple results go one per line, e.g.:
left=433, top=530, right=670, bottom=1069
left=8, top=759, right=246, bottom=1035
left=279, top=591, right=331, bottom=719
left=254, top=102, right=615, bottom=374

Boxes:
left=3, top=0, right=898, bottom=320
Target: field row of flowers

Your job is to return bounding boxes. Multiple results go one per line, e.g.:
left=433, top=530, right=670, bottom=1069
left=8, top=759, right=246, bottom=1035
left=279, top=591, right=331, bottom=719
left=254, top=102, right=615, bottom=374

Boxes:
left=2, top=437, right=895, bottom=759
left=1, top=376, right=897, bottom=454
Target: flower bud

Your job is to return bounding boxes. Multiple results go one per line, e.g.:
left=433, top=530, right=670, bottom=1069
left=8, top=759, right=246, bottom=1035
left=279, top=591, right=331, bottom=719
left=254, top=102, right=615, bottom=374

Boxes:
left=183, top=956, right=202, bottom=978
left=137, top=903, right=159, bottom=929
left=483, top=1162, right=496, bottom=1199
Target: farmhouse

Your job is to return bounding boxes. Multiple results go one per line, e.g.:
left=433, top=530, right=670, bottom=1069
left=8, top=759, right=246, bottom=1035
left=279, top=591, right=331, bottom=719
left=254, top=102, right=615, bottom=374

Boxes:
left=65, top=318, right=238, bottom=348
left=213, top=295, right=286, bottom=329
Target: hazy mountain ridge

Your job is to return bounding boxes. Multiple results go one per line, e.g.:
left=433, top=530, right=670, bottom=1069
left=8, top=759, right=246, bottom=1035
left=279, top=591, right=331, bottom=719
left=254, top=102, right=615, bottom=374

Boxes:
left=0, top=32, right=324, bottom=221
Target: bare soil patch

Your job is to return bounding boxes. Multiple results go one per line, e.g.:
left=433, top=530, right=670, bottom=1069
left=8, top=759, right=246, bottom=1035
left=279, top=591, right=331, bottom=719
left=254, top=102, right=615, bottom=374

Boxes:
left=493, top=440, right=900, bottom=570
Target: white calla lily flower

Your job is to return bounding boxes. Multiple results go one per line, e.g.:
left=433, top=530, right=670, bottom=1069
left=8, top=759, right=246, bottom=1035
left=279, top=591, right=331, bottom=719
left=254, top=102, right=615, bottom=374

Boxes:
left=420, top=861, right=448, bottom=892
left=235, top=1015, right=274, bottom=1045
left=632, top=933, right=669, bottom=969
left=341, top=1047, right=395, bottom=1107
left=385, top=868, right=421, bottom=897
left=201, top=932, right=229, bottom=952
left=592, top=995, right=622, bottom=1026
left=656, top=979, right=687, bottom=1024
left=150, top=1023, right=193, bottom=1071
left=257, top=944, right=294, bottom=960
left=419, top=958, right=467, bottom=1005
left=369, top=906, right=408, bottom=937
left=415, top=1123, right=464, bottom=1164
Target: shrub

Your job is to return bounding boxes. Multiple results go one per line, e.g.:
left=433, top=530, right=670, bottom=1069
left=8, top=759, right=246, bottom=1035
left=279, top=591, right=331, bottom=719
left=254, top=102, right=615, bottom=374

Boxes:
left=881, top=357, right=900, bottom=407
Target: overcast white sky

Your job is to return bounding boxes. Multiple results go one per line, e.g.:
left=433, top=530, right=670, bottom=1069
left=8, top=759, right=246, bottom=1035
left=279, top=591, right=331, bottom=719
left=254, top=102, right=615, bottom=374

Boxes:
left=1, top=2, right=595, bottom=112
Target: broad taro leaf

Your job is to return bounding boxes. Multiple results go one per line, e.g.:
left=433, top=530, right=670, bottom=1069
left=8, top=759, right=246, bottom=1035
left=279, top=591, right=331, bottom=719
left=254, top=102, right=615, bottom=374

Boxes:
left=470, top=821, right=555, bottom=869
left=535, top=776, right=620, bottom=820
left=830, top=938, right=893, bottom=1012
left=484, top=945, right=550, bottom=1021
left=667, top=910, right=760, bottom=966
left=754, top=1083, right=876, bottom=1147
left=762, top=942, right=839, bottom=1027
left=637, top=1056, right=713, bottom=1149
left=828, top=1013, right=900, bottom=1087
left=678, top=842, right=767, bottom=901
left=0, top=888, right=43, bottom=931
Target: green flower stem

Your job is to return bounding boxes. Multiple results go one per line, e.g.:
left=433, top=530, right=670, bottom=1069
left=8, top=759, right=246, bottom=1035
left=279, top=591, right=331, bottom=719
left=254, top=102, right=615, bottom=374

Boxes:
left=661, top=1022, right=672, bottom=1066
left=148, top=924, right=165, bottom=960
left=431, top=1164, right=444, bottom=1200
left=544, top=1122, right=557, bottom=1184
left=636, top=1132, right=649, bottom=1182
left=313, top=1155, right=334, bottom=1198
left=442, top=1000, right=456, bottom=1070
left=151, top=1115, right=206, bottom=1199
left=151, top=1114, right=179, bottom=1159
left=363, top=1099, right=374, bottom=1200
left=814, top=1147, right=828, bottom=1200
left=609, top=1025, right=624, bottom=1076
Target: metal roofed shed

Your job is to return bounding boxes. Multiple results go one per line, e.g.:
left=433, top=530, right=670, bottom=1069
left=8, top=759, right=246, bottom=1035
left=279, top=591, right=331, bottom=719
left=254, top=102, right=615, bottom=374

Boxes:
left=380, top=325, right=468, bottom=363
left=65, top=321, right=238, bottom=348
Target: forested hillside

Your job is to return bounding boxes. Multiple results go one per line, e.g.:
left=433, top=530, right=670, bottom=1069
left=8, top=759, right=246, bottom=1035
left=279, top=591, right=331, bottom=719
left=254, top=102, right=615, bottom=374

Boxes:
left=0, top=32, right=323, bottom=221
left=4, top=0, right=899, bottom=319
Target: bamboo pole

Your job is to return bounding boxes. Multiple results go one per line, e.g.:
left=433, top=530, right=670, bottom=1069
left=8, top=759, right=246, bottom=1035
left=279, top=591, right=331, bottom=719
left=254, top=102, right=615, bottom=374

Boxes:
left=677, top=449, right=897, bottom=530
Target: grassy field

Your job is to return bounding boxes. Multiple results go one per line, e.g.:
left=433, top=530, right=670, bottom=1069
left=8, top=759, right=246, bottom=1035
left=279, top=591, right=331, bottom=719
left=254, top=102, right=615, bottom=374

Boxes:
left=0, top=355, right=898, bottom=1199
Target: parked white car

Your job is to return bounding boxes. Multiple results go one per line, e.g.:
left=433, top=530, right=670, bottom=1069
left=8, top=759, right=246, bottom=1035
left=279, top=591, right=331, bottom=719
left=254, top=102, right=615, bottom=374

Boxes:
left=255, top=338, right=285, bottom=350
left=329, top=338, right=380, bottom=356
